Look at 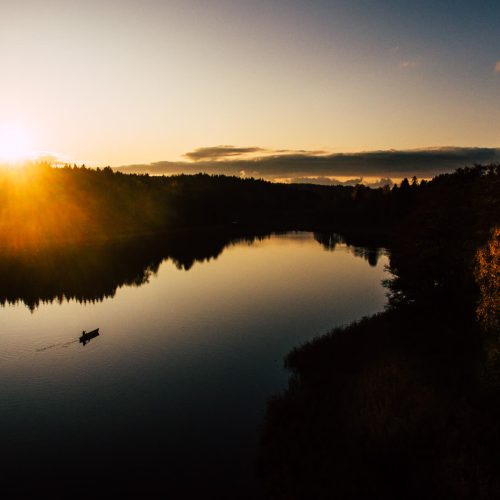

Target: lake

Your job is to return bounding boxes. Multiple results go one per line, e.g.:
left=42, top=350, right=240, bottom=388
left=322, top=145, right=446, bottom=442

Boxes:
left=0, top=230, right=389, bottom=498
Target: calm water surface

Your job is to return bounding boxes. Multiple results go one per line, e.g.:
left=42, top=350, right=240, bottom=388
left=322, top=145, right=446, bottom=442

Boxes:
left=0, top=232, right=389, bottom=498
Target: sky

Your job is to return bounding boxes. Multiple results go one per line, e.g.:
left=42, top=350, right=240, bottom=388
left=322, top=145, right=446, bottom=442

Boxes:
left=1, top=0, right=499, bottom=178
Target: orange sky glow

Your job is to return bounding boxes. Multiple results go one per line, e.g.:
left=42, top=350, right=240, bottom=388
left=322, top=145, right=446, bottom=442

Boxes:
left=1, top=1, right=499, bottom=173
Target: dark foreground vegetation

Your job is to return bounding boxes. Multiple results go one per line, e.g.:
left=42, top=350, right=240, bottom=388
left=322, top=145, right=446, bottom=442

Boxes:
left=259, top=165, right=500, bottom=499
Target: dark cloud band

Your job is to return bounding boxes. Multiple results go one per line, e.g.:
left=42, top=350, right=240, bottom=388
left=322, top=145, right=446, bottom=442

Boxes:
left=184, top=146, right=266, bottom=161
left=118, top=147, right=500, bottom=180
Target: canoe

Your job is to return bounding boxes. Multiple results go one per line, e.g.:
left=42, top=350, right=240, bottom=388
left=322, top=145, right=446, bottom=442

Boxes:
left=79, top=328, right=100, bottom=345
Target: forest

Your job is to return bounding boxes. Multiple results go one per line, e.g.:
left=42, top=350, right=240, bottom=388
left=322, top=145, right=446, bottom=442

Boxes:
left=0, top=161, right=470, bottom=249
left=258, top=164, right=500, bottom=499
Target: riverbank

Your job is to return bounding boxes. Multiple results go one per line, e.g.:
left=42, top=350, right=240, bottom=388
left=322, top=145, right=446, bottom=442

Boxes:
left=258, top=165, right=500, bottom=499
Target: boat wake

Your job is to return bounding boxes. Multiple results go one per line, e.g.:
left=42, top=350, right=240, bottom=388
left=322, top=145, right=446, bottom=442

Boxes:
left=35, top=339, right=78, bottom=352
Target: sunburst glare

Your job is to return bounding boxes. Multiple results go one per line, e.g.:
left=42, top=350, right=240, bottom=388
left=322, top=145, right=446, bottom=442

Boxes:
left=0, top=124, right=31, bottom=164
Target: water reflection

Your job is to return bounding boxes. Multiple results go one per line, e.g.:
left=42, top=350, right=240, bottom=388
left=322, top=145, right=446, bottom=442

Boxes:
left=314, top=232, right=383, bottom=266
left=0, top=227, right=386, bottom=310
left=0, top=230, right=389, bottom=499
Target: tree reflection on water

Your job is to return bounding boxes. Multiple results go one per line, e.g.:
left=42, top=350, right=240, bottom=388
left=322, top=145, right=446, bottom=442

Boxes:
left=0, top=227, right=384, bottom=311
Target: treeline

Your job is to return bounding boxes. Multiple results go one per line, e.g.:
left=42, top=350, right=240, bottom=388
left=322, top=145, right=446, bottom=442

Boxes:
left=4, top=162, right=497, bottom=248
left=0, top=163, right=326, bottom=247
left=258, top=165, right=500, bottom=499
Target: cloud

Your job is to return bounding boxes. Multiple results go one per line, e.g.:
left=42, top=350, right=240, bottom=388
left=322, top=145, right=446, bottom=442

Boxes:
left=288, top=177, right=393, bottom=187
left=274, top=149, right=326, bottom=155
left=117, top=146, right=500, bottom=180
left=366, top=177, right=395, bottom=188
left=495, top=61, right=500, bottom=73
left=184, top=145, right=325, bottom=161
left=400, top=60, right=417, bottom=69
left=290, top=176, right=363, bottom=186
left=185, top=145, right=266, bottom=161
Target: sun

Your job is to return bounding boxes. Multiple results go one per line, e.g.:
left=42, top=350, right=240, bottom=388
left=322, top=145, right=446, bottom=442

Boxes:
left=0, top=124, right=31, bottom=163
